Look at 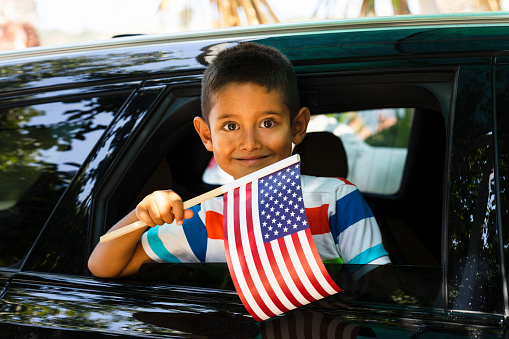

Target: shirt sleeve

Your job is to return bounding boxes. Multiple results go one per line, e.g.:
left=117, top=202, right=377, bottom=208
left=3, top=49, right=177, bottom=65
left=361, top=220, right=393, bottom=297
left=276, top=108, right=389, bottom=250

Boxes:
left=329, top=183, right=391, bottom=266
left=141, top=204, right=207, bottom=263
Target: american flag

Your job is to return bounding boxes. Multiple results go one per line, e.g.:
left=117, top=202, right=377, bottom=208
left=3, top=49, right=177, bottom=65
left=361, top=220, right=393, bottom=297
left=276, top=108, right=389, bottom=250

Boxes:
left=223, top=161, right=341, bottom=322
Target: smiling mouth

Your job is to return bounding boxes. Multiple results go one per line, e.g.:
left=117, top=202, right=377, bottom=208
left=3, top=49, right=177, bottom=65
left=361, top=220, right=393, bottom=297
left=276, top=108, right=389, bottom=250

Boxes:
left=236, top=155, right=270, bottom=164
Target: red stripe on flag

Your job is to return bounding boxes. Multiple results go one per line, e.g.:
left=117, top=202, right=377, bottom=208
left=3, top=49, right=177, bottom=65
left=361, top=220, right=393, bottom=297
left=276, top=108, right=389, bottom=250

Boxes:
left=292, top=233, right=330, bottom=298
left=264, top=239, right=305, bottom=309
left=303, top=229, right=342, bottom=293
left=222, top=192, right=258, bottom=320
left=277, top=233, right=316, bottom=302
left=245, top=183, right=291, bottom=314
left=232, top=187, right=275, bottom=320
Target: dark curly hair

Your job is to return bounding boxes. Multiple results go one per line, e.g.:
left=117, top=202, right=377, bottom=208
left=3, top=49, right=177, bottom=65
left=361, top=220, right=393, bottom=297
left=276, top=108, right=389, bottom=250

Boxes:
left=201, top=42, right=300, bottom=124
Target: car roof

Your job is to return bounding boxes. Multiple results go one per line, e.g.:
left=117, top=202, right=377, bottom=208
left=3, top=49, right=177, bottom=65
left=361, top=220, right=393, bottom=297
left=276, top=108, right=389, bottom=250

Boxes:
left=1, top=12, right=509, bottom=97
left=1, top=12, right=509, bottom=61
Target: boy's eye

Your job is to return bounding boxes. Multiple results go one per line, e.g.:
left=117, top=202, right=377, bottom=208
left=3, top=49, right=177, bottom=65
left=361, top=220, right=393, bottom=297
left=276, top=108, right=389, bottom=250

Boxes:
left=223, top=123, right=238, bottom=131
left=261, top=120, right=275, bottom=128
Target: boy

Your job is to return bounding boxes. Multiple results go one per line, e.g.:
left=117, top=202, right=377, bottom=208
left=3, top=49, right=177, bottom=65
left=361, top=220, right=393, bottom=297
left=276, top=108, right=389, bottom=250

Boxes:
left=88, top=42, right=390, bottom=278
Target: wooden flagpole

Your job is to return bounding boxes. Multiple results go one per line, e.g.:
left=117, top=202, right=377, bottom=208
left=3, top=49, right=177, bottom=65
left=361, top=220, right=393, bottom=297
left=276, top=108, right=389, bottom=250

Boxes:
left=99, top=154, right=300, bottom=243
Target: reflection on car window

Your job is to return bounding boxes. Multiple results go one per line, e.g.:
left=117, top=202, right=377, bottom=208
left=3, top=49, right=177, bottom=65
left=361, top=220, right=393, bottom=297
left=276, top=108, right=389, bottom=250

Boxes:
left=0, top=94, right=129, bottom=267
left=307, top=109, right=413, bottom=195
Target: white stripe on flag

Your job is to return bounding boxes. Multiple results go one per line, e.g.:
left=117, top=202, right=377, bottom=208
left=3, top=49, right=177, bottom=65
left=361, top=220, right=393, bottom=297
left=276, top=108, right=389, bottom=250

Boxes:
left=239, top=184, right=282, bottom=316
left=284, top=234, right=324, bottom=300
left=226, top=189, right=268, bottom=320
left=270, top=239, right=311, bottom=306
left=251, top=179, right=297, bottom=311
left=297, top=231, right=341, bottom=295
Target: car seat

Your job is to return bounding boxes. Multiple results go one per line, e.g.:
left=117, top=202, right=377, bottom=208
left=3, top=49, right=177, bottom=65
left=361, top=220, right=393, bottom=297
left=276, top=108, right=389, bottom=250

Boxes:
left=292, top=131, right=401, bottom=264
left=292, top=131, right=348, bottom=179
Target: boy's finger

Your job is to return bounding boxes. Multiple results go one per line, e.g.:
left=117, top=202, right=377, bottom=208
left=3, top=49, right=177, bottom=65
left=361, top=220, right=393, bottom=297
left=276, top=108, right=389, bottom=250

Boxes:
left=171, top=199, right=185, bottom=225
left=136, top=205, right=157, bottom=227
left=183, top=209, right=194, bottom=220
left=164, top=190, right=184, bottom=225
left=144, top=192, right=170, bottom=226
left=149, top=190, right=174, bottom=225
left=147, top=203, right=166, bottom=226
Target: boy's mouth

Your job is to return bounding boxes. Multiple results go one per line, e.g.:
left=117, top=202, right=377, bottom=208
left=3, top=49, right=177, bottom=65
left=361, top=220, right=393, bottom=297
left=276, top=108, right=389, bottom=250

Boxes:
left=235, top=155, right=271, bottom=166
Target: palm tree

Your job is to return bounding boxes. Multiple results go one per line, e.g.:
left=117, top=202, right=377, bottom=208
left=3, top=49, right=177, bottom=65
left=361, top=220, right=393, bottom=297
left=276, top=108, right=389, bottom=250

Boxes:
left=157, top=0, right=502, bottom=31
left=214, top=0, right=279, bottom=27
left=158, top=0, right=279, bottom=29
left=321, top=0, right=500, bottom=17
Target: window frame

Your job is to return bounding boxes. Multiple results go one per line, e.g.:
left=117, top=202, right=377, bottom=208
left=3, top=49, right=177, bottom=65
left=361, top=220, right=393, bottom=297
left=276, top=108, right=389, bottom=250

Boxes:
left=88, top=70, right=454, bottom=308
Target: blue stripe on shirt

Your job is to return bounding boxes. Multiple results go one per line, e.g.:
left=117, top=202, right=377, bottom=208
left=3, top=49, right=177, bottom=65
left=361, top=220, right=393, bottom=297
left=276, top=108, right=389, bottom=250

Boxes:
left=146, top=226, right=181, bottom=263
left=347, top=243, right=388, bottom=265
left=182, top=204, right=207, bottom=263
left=329, top=189, right=374, bottom=242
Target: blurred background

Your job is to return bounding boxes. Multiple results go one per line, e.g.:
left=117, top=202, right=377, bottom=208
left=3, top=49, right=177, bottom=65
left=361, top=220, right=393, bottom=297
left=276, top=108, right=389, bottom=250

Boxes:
left=1, top=0, right=508, bottom=50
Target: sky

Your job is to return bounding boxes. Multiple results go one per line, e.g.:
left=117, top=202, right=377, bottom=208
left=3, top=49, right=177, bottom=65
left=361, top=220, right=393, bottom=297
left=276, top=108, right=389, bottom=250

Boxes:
left=32, top=0, right=400, bottom=36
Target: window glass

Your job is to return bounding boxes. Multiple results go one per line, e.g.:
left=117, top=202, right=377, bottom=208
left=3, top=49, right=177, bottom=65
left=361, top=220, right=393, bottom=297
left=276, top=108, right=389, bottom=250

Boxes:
left=0, top=94, right=129, bottom=267
left=307, top=108, right=413, bottom=194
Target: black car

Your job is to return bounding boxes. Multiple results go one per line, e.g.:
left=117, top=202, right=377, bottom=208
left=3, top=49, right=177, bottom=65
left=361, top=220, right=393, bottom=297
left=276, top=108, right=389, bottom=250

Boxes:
left=1, top=12, right=509, bottom=337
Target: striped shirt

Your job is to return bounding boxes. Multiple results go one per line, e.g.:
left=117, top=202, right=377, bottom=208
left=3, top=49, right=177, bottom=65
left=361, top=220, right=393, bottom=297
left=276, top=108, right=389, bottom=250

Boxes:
left=141, top=175, right=390, bottom=267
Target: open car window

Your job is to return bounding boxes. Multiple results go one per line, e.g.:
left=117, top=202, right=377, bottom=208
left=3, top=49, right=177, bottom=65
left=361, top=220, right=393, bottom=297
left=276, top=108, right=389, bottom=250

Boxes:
left=306, top=108, right=413, bottom=195
left=92, top=73, right=450, bottom=313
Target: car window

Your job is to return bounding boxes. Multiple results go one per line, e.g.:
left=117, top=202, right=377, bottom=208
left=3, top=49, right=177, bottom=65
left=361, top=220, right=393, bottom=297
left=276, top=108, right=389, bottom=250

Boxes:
left=306, top=109, right=413, bottom=195
left=101, top=77, right=449, bottom=313
left=0, top=93, right=130, bottom=267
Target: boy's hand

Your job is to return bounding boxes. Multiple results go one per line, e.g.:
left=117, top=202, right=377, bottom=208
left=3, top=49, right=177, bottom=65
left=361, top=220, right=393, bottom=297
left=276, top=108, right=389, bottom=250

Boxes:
left=135, top=189, right=193, bottom=226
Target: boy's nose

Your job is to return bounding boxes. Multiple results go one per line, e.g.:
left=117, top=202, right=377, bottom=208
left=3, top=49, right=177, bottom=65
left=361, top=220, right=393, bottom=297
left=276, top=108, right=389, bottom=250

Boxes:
left=240, top=130, right=261, bottom=150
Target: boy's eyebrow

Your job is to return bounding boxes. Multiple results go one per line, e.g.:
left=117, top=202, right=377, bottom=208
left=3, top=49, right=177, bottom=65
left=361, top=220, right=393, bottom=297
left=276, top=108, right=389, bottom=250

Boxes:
left=216, top=111, right=283, bottom=121
left=215, top=113, right=236, bottom=121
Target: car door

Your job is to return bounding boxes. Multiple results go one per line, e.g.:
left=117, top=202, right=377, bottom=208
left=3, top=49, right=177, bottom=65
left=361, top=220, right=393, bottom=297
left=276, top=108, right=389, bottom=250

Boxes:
left=0, top=82, right=147, bottom=336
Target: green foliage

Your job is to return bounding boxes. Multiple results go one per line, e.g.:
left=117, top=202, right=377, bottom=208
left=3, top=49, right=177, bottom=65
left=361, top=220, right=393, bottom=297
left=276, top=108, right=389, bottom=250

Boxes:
left=364, top=108, right=412, bottom=148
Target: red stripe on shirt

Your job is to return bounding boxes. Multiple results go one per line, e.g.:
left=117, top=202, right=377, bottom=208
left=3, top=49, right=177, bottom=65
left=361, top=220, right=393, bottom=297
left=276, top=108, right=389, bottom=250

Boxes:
left=205, top=211, right=223, bottom=239
left=305, top=205, right=330, bottom=235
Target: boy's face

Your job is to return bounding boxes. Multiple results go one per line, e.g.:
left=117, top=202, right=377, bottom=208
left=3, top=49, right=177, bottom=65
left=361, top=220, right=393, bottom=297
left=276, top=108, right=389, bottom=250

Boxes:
left=195, top=82, right=309, bottom=180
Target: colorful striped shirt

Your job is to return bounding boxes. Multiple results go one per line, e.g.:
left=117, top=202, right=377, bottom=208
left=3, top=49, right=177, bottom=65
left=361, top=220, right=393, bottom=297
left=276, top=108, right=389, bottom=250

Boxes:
left=141, top=175, right=390, bottom=267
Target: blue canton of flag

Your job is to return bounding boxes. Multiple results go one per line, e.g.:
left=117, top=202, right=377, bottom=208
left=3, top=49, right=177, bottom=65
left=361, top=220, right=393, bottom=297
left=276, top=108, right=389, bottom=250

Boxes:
left=258, top=163, right=309, bottom=243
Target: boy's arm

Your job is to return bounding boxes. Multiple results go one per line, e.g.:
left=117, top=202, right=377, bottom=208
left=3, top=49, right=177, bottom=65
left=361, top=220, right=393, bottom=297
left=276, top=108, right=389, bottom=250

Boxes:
left=88, top=189, right=194, bottom=278
left=88, top=209, right=153, bottom=278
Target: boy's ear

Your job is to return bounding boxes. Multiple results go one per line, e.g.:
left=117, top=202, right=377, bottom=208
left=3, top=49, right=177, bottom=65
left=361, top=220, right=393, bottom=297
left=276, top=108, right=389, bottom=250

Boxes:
left=291, top=107, right=310, bottom=145
left=194, top=117, right=213, bottom=152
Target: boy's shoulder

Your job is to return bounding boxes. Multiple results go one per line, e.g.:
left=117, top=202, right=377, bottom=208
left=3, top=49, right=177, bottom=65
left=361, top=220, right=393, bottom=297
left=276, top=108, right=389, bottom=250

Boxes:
left=301, top=175, right=357, bottom=194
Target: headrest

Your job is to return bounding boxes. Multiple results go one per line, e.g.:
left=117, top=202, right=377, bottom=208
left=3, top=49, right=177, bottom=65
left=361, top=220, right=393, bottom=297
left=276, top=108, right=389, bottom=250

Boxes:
left=292, top=131, right=348, bottom=178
